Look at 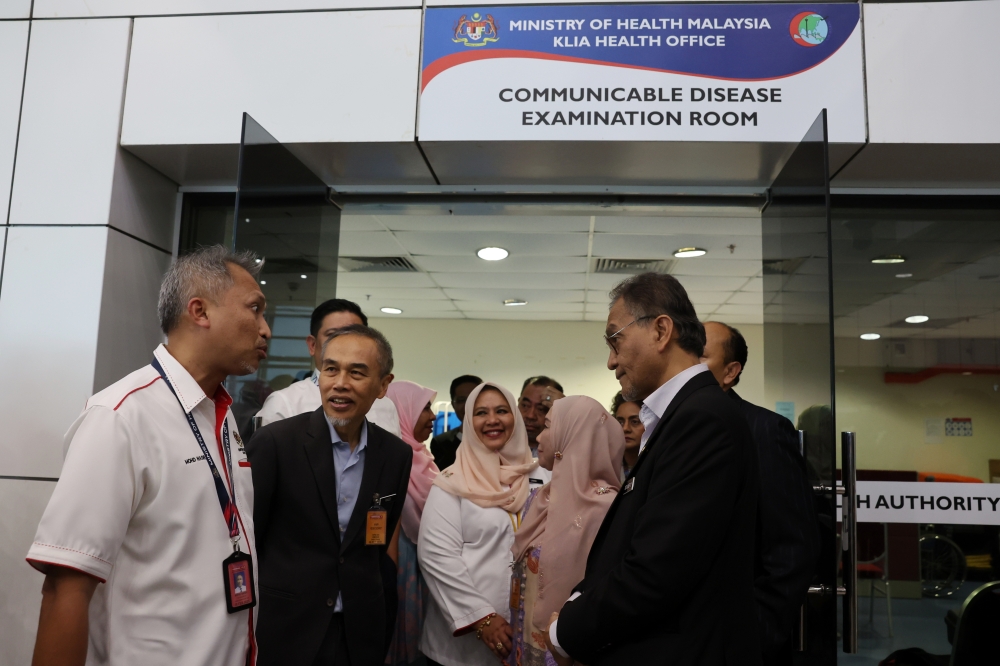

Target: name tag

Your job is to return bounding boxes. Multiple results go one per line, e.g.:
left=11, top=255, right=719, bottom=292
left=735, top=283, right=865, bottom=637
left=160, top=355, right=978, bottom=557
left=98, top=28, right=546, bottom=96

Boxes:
left=223, top=551, right=256, bottom=614
left=366, top=508, right=387, bottom=545
left=622, top=478, right=636, bottom=496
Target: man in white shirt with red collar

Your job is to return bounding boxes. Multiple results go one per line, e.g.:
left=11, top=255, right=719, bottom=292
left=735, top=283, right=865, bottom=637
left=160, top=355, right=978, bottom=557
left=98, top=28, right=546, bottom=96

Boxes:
left=28, top=245, right=271, bottom=666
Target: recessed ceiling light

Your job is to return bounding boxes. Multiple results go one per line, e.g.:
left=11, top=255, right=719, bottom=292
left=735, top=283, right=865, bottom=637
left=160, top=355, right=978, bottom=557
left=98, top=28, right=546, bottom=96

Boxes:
left=245, top=218, right=250, bottom=223
left=503, top=298, right=527, bottom=307
left=962, top=371, right=973, bottom=376
left=254, top=258, right=261, bottom=264
left=860, top=333, right=881, bottom=340
left=380, top=307, right=402, bottom=315
left=905, top=315, right=929, bottom=324
left=895, top=273, right=912, bottom=278
left=477, top=247, right=509, bottom=261
left=300, top=274, right=307, bottom=279
left=259, top=280, right=266, bottom=285
left=872, top=254, right=906, bottom=264
left=674, top=247, right=707, bottom=258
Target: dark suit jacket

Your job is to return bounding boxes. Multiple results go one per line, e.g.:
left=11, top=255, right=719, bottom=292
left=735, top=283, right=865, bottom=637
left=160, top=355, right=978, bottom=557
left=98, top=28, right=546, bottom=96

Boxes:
left=248, top=408, right=413, bottom=666
left=429, top=428, right=461, bottom=471
left=730, top=390, right=820, bottom=662
left=557, top=371, right=761, bottom=666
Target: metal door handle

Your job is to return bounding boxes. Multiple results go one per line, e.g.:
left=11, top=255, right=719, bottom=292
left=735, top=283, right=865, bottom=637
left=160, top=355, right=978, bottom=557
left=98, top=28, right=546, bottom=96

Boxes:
left=841, top=432, right=858, bottom=654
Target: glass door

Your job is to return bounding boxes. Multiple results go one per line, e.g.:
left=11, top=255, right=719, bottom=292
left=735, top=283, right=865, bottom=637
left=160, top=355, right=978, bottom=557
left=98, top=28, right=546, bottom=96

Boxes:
left=228, top=113, right=341, bottom=434
left=762, top=110, right=839, bottom=665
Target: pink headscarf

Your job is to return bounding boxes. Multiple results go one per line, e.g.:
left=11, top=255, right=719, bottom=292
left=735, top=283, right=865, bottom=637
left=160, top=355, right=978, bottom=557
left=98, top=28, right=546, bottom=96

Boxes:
left=385, top=381, right=440, bottom=542
left=432, top=382, right=537, bottom=512
left=511, top=395, right=625, bottom=631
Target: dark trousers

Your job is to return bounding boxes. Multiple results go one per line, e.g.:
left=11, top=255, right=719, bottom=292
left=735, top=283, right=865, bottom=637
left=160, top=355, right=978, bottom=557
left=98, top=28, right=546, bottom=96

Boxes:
left=312, top=614, right=350, bottom=666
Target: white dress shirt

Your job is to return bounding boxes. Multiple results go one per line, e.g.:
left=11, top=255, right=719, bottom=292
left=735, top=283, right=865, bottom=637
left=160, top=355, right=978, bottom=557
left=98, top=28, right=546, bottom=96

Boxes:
left=418, top=486, right=518, bottom=666
left=256, top=370, right=401, bottom=437
left=548, top=363, right=710, bottom=657
left=28, top=344, right=257, bottom=666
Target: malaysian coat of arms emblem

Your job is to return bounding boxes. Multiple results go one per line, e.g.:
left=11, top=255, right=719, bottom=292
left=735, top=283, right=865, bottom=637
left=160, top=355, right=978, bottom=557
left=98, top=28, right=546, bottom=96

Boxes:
left=453, top=13, right=499, bottom=47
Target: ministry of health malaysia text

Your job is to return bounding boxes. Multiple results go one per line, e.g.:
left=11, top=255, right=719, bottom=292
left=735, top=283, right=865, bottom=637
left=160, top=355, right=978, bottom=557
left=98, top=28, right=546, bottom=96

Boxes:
left=509, top=17, right=772, bottom=48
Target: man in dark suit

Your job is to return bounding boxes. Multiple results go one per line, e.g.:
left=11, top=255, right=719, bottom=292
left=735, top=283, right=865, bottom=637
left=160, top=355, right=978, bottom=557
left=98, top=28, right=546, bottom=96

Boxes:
left=545, top=272, right=761, bottom=666
left=429, top=374, right=481, bottom=470
left=249, top=325, right=413, bottom=666
left=701, top=321, right=820, bottom=666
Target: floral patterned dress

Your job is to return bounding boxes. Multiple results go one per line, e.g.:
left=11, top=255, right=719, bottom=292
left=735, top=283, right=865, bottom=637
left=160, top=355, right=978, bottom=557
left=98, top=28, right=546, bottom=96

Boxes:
left=507, top=489, right=559, bottom=666
left=385, top=532, right=427, bottom=665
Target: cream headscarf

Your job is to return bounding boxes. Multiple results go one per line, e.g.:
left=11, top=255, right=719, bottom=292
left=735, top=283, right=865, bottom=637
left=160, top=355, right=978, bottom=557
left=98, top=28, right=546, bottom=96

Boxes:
left=510, top=395, right=625, bottom=631
left=432, top=382, right=537, bottom=512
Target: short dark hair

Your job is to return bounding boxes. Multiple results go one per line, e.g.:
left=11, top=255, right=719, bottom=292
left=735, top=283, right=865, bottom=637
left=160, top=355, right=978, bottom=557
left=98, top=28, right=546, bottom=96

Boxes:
left=450, top=375, right=483, bottom=399
left=311, top=299, right=367, bottom=337
left=610, top=390, right=641, bottom=415
left=609, top=272, right=706, bottom=357
left=718, top=323, right=749, bottom=387
left=521, top=375, right=564, bottom=394
left=321, top=324, right=394, bottom=377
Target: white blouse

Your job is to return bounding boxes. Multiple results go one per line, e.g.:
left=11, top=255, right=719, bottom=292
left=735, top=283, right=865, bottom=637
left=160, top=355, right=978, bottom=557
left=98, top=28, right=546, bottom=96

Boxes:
left=418, top=485, right=517, bottom=666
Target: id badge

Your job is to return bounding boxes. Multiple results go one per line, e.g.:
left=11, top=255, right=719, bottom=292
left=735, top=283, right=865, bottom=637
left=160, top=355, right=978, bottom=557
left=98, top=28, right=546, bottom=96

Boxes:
left=223, top=550, right=257, bottom=614
left=366, top=507, right=388, bottom=546
left=509, top=576, right=521, bottom=611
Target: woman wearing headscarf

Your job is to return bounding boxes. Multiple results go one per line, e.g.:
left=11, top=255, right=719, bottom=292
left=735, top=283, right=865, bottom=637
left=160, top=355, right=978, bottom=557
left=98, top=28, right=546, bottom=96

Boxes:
left=384, top=381, right=440, bottom=666
left=418, top=383, right=538, bottom=666
left=508, top=396, right=625, bottom=666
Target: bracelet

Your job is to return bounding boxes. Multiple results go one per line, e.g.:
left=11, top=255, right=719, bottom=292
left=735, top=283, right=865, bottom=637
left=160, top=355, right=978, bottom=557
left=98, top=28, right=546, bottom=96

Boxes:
left=475, top=613, right=496, bottom=640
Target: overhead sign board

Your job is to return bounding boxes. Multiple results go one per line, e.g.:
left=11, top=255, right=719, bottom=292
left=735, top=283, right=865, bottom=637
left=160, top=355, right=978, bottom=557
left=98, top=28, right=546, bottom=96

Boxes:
left=838, top=482, right=1000, bottom=526
left=419, top=3, right=866, bottom=142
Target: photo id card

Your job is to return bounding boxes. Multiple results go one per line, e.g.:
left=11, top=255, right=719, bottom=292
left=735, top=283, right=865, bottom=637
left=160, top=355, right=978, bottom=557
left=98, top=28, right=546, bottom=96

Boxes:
left=366, top=508, right=388, bottom=546
left=223, top=550, right=257, bottom=614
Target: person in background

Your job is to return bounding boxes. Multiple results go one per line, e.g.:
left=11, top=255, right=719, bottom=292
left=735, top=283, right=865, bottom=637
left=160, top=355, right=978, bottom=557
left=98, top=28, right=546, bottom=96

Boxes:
left=610, top=391, right=643, bottom=481
left=249, top=325, right=412, bottom=666
left=545, top=272, right=760, bottom=666
left=418, top=383, right=537, bottom=666
left=509, top=396, right=624, bottom=666
left=430, top=375, right=482, bottom=470
left=701, top=321, right=820, bottom=666
left=27, top=246, right=270, bottom=666
left=256, top=298, right=400, bottom=437
left=384, top=380, right=441, bottom=666
left=517, top=376, right=565, bottom=488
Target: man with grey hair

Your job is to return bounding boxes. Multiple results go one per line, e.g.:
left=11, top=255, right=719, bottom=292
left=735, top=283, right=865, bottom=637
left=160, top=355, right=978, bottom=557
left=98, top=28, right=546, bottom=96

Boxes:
left=248, top=324, right=412, bottom=666
left=546, top=272, right=761, bottom=666
left=28, top=245, right=271, bottom=666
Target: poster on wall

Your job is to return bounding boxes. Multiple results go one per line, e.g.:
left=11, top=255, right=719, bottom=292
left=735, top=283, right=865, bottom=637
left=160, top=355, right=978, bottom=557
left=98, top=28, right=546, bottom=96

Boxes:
left=418, top=3, right=866, bottom=142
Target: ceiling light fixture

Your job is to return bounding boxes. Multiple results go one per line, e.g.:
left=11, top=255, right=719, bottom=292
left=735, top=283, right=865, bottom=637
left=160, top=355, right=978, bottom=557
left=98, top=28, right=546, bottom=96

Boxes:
left=477, top=247, right=509, bottom=261
left=673, top=247, right=707, bottom=258
left=255, top=258, right=261, bottom=264
left=380, top=307, right=403, bottom=315
left=300, top=274, right=307, bottom=279
left=503, top=298, right=527, bottom=307
left=259, top=280, right=266, bottom=285
left=860, top=333, right=881, bottom=341
left=905, top=315, right=929, bottom=324
left=895, top=273, right=912, bottom=278
left=871, top=254, right=906, bottom=264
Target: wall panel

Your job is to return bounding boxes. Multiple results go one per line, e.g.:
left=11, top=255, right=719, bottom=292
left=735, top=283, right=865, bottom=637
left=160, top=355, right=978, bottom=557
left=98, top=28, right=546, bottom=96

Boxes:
left=7, top=18, right=132, bottom=227
left=0, top=226, right=109, bottom=478
left=121, top=10, right=422, bottom=146
left=0, top=479, right=55, bottom=664
left=0, top=21, right=28, bottom=224
left=34, top=0, right=417, bottom=17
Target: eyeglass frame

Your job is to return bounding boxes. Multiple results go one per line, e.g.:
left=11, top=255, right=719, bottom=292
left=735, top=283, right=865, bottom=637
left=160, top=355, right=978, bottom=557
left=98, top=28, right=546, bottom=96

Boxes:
left=604, top=314, right=660, bottom=354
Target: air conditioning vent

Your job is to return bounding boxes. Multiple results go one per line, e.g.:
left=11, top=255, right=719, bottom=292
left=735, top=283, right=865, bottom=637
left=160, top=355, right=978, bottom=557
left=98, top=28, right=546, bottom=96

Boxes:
left=339, top=256, right=419, bottom=273
left=592, top=258, right=676, bottom=274
left=762, top=257, right=806, bottom=276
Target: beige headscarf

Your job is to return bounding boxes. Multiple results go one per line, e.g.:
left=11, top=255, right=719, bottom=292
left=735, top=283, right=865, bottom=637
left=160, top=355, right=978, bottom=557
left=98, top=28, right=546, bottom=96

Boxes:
left=432, top=382, right=537, bottom=512
left=511, top=395, right=625, bottom=631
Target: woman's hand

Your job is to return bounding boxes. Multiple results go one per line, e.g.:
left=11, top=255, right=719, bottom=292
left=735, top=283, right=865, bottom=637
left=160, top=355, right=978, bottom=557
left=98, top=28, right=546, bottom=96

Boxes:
left=480, top=614, right=513, bottom=662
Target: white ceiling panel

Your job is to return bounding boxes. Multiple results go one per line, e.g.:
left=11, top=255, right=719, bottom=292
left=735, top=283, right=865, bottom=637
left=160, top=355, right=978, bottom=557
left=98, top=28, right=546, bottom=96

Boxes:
left=712, top=304, right=764, bottom=316
left=591, top=235, right=762, bottom=261
left=394, top=231, right=589, bottom=257
left=595, top=216, right=761, bottom=235
left=335, top=287, right=448, bottom=301
left=432, top=272, right=586, bottom=290
left=443, top=288, right=584, bottom=303
left=587, top=273, right=750, bottom=292
left=337, top=272, right=437, bottom=288
left=455, top=300, right=584, bottom=313
left=671, top=259, right=763, bottom=278
left=376, top=300, right=458, bottom=313
left=471, top=311, right=585, bottom=321
left=414, top=255, right=587, bottom=274
left=704, top=312, right=764, bottom=325
left=725, top=291, right=765, bottom=305
left=377, top=311, right=464, bottom=319
left=340, top=216, right=386, bottom=232
left=363, top=214, right=592, bottom=233
left=338, top=231, right=403, bottom=255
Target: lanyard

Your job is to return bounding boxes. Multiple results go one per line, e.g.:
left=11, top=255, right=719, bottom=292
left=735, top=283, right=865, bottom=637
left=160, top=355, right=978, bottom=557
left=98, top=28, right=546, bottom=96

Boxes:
left=152, top=358, right=240, bottom=543
left=508, top=510, right=521, bottom=533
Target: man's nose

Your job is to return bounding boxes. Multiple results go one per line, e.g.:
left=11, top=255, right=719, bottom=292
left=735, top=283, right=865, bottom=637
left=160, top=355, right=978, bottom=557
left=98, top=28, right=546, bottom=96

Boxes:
left=260, top=319, right=272, bottom=340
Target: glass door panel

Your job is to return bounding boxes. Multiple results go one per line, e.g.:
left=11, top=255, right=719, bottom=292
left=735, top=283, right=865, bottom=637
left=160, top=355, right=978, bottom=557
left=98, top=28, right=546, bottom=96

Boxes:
left=762, top=110, right=837, bottom=666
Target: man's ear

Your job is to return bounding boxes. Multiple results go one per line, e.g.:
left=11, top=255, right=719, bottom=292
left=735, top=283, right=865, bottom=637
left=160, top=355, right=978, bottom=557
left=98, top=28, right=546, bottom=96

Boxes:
left=724, top=362, right=743, bottom=388
left=186, top=297, right=211, bottom=330
left=376, top=373, right=394, bottom=400
left=652, top=315, right=675, bottom=353
left=305, top=335, right=318, bottom=357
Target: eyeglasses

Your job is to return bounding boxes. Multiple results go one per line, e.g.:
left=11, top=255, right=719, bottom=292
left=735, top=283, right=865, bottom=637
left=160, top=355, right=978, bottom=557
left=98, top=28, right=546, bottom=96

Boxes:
left=604, top=315, right=658, bottom=354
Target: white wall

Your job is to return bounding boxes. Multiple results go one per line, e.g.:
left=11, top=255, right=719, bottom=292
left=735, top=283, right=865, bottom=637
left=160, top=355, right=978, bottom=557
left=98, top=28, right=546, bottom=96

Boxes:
left=864, top=1, right=1000, bottom=144
left=368, top=317, right=766, bottom=410
left=0, top=21, right=28, bottom=224
left=33, top=0, right=418, bottom=17
left=121, top=9, right=422, bottom=146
